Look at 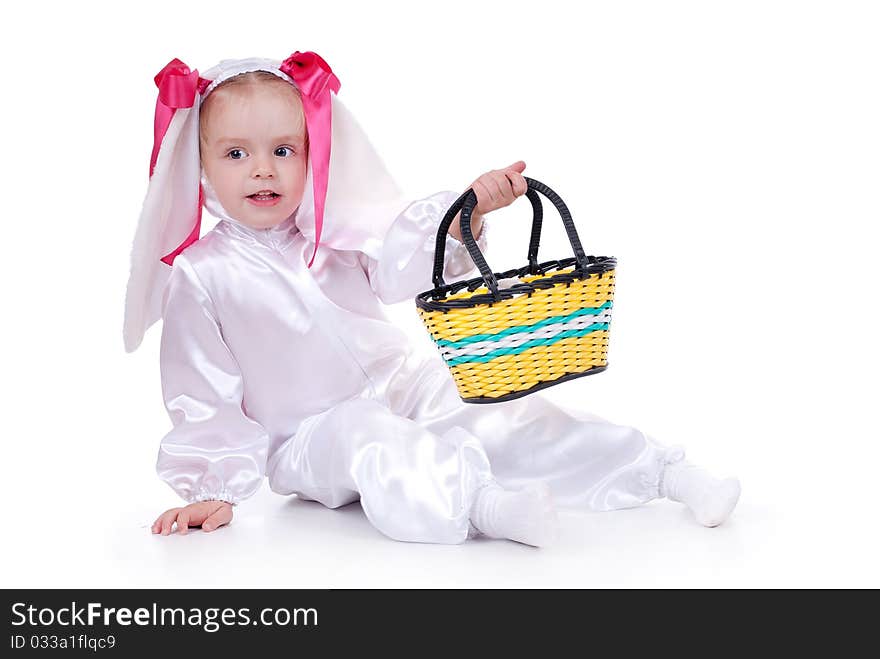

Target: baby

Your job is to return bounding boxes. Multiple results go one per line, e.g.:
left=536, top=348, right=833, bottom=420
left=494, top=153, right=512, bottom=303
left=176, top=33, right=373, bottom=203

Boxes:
left=133, top=54, right=741, bottom=546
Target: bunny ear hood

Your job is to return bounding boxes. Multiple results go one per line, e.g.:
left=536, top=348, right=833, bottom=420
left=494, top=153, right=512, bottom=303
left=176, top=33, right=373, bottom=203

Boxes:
left=294, top=94, right=411, bottom=260
left=123, top=53, right=408, bottom=353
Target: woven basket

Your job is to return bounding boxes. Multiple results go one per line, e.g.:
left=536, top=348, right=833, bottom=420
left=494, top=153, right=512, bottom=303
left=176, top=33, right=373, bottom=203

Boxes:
left=415, top=177, right=617, bottom=404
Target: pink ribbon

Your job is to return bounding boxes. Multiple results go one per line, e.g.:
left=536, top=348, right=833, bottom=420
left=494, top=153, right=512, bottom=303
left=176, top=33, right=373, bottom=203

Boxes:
left=280, top=51, right=341, bottom=268
left=160, top=185, right=205, bottom=266
left=149, top=59, right=212, bottom=265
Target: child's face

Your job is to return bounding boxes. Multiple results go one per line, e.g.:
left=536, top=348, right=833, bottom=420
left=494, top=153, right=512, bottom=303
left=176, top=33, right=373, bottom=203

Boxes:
left=200, top=82, right=308, bottom=230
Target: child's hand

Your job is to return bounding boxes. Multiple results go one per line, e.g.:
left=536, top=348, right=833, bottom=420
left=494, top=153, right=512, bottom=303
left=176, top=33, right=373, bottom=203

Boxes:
left=448, top=161, right=528, bottom=242
left=151, top=500, right=233, bottom=535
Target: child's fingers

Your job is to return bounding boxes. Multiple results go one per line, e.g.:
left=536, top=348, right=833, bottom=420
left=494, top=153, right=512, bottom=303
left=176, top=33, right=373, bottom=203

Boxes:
left=152, top=509, right=170, bottom=531
left=160, top=510, right=179, bottom=536
left=505, top=170, right=527, bottom=197
left=471, top=164, right=526, bottom=214
left=500, top=161, right=527, bottom=197
left=153, top=508, right=178, bottom=535
left=496, top=170, right=520, bottom=202
left=471, top=179, right=496, bottom=211
left=177, top=509, right=191, bottom=535
left=482, top=171, right=518, bottom=209
left=202, top=504, right=233, bottom=532
left=477, top=173, right=507, bottom=211
left=486, top=171, right=513, bottom=205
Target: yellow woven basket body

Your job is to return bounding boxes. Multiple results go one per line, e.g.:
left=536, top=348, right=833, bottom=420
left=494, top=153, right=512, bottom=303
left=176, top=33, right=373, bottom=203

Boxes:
left=415, top=178, right=617, bottom=404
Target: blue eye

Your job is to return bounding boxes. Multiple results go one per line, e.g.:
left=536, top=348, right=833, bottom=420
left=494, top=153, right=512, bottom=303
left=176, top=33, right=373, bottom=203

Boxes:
left=227, top=148, right=246, bottom=160
left=275, top=146, right=294, bottom=157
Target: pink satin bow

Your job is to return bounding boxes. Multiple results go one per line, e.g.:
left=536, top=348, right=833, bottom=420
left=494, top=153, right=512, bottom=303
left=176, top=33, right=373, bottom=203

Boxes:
left=150, top=59, right=207, bottom=177
left=280, top=51, right=341, bottom=268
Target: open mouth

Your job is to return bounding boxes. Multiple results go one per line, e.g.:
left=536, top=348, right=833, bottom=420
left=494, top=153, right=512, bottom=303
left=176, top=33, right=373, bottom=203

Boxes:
left=247, top=192, right=281, bottom=201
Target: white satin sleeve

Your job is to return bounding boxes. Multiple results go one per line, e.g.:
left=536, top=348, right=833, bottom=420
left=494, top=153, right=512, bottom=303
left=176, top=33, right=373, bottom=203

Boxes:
left=358, top=190, right=490, bottom=305
left=156, top=254, right=269, bottom=506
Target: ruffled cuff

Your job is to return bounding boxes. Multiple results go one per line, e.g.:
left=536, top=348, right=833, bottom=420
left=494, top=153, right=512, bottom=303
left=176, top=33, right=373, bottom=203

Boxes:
left=187, top=490, right=240, bottom=506
left=653, top=445, right=688, bottom=499
left=445, top=213, right=490, bottom=248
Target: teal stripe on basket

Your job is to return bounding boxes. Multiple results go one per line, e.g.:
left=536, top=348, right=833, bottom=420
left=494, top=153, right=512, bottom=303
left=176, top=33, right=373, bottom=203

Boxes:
left=435, top=300, right=613, bottom=349
left=445, top=323, right=610, bottom=366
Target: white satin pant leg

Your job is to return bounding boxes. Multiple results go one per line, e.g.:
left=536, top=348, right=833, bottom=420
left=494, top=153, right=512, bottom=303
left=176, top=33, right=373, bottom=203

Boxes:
left=266, top=398, right=494, bottom=544
left=393, top=356, right=686, bottom=511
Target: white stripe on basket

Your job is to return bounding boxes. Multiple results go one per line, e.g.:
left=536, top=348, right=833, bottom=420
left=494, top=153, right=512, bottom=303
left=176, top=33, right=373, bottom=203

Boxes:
left=438, top=310, right=613, bottom=360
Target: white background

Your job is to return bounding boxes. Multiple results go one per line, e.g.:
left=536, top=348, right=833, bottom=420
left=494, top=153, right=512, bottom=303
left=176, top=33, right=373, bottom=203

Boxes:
left=1, top=0, right=877, bottom=588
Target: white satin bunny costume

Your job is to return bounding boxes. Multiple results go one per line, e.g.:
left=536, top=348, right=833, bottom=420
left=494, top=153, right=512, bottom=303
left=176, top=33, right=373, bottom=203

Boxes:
left=158, top=181, right=685, bottom=544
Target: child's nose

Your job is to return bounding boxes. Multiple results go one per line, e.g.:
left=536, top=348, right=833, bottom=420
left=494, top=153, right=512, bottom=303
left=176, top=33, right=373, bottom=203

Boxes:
left=251, top=158, right=276, bottom=178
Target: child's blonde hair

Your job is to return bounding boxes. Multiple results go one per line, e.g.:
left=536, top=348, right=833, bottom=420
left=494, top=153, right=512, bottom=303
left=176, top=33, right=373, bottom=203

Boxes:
left=199, top=71, right=307, bottom=151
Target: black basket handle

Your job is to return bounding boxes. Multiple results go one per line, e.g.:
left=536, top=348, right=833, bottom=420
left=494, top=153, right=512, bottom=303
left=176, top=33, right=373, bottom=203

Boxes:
left=432, top=177, right=594, bottom=299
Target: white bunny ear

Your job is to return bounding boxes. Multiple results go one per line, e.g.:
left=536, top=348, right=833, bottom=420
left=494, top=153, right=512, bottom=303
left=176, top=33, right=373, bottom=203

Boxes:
left=123, top=101, right=202, bottom=353
left=294, top=94, right=411, bottom=261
